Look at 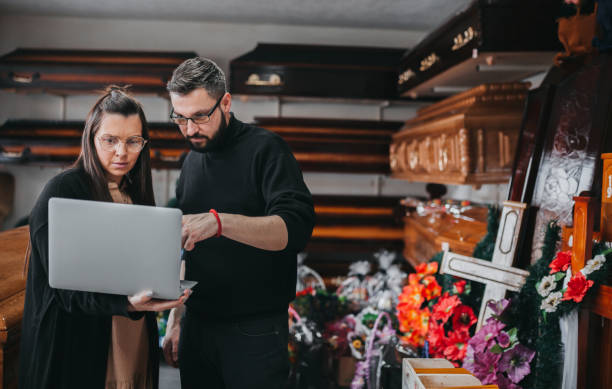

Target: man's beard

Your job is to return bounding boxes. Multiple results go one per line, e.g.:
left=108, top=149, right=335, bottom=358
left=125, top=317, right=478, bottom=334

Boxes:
left=186, top=115, right=229, bottom=153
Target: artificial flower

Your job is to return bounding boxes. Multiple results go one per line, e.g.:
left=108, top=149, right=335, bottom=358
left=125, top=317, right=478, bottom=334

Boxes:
left=296, top=286, right=315, bottom=297
left=549, top=250, right=572, bottom=274
left=422, top=275, right=442, bottom=300
left=561, top=272, right=594, bottom=303
left=540, top=291, right=563, bottom=313
left=426, top=320, right=446, bottom=355
left=487, top=299, right=510, bottom=317
left=499, top=344, right=536, bottom=383
left=453, top=279, right=467, bottom=294
left=431, top=293, right=461, bottom=323
left=536, top=274, right=558, bottom=297
left=443, top=330, right=470, bottom=362
left=497, top=330, right=511, bottom=348
left=468, top=319, right=506, bottom=354
left=452, top=304, right=477, bottom=334
left=581, top=254, right=606, bottom=276
left=398, top=284, right=425, bottom=308
left=496, top=372, right=521, bottom=389
left=470, top=350, right=502, bottom=385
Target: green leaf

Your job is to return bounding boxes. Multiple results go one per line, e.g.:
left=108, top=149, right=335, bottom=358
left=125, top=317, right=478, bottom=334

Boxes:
left=554, top=272, right=566, bottom=281
left=507, top=327, right=519, bottom=345
left=490, top=344, right=503, bottom=354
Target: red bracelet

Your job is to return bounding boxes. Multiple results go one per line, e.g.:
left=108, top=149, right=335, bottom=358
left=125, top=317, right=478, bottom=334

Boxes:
left=209, top=209, right=222, bottom=237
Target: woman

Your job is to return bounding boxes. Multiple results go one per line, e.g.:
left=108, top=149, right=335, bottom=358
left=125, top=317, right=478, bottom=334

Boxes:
left=18, top=86, right=187, bottom=389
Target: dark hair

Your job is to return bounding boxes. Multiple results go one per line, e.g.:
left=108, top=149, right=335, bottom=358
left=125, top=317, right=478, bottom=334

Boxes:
left=166, top=57, right=226, bottom=98
left=74, top=85, right=155, bottom=206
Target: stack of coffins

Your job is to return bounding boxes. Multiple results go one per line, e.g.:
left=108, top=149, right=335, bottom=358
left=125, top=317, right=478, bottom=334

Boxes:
left=0, top=120, right=188, bottom=169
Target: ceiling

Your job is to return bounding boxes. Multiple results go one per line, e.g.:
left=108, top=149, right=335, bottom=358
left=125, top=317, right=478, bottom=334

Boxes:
left=0, top=0, right=474, bottom=32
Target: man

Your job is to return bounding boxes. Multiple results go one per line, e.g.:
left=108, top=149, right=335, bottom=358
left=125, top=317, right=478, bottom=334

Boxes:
left=162, top=57, right=315, bottom=389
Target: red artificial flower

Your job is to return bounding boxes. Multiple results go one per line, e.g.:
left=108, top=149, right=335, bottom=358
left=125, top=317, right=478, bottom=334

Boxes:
left=443, top=330, right=470, bottom=363
left=550, top=250, right=572, bottom=274
left=432, top=293, right=461, bottom=324
left=453, top=280, right=467, bottom=294
left=422, top=275, right=442, bottom=300
left=426, top=320, right=446, bottom=355
left=452, top=304, right=477, bottom=333
left=562, top=272, right=594, bottom=303
left=295, top=286, right=314, bottom=297
left=415, top=261, right=438, bottom=277
left=408, top=273, right=421, bottom=285
left=398, top=284, right=425, bottom=308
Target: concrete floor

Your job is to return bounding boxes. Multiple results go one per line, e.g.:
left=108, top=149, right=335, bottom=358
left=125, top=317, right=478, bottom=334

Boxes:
left=159, top=359, right=181, bottom=389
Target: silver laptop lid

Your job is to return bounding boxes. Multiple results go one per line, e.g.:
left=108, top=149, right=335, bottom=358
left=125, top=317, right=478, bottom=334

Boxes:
left=48, top=197, right=183, bottom=299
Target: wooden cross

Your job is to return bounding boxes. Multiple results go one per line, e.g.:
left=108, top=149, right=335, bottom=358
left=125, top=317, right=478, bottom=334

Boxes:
left=440, top=200, right=530, bottom=330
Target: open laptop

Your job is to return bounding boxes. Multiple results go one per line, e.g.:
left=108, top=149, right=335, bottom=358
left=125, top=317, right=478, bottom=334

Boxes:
left=48, top=197, right=197, bottom=300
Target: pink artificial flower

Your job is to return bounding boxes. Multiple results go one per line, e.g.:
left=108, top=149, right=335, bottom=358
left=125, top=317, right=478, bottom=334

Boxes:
left=468, top=319, right=506, bottom=354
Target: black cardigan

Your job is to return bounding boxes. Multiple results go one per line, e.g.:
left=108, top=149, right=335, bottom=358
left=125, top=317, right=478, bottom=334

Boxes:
left=18, top=167, right=159, bottom=389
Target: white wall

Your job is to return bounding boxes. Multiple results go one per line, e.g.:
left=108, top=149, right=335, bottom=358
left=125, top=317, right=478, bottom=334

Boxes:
left=0, top=14, right=507, bottom=230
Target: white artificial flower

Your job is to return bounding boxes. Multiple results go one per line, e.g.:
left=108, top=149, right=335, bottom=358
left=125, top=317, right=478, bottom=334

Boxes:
left=537, top=275, right=558, bottom=297
left=541, top=291, right=563, bottom=313
left=581, top=254, right=606, bottom=276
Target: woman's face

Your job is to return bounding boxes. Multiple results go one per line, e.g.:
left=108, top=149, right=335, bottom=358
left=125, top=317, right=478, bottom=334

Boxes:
left=94, top=113, right=144, bottom=184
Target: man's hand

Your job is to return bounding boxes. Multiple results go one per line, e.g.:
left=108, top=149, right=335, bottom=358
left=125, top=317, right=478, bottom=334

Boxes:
left=127, top=289, right=191, bottom=312
left=162, top=308, right=182, bottom=368
left=182, top=213, right=219, bottom=251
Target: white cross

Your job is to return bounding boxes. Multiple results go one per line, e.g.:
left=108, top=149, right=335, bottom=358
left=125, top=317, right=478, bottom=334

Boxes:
left=440, top=200, right=530, bottom=330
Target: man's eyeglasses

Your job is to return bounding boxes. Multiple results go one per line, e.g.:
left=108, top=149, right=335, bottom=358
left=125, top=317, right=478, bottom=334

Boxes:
left=170, top=95, right=223, bottom=126
left=96, top=135, right=148, bottom=153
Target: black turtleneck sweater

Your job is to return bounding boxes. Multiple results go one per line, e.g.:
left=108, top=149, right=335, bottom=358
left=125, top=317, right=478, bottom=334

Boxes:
left=176, top=114, right=315, bottom=320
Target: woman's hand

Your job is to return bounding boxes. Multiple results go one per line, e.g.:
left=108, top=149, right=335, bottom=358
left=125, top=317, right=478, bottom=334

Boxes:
left=127, top=289, right=191, bottom=312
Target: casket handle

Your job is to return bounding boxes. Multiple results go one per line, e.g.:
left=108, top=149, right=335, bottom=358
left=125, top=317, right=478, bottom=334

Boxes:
left=10, top=72, right=40, bottom=84
left=245, top=73, right=284, bottom=87
left=0, top=146, right=31, bottom=163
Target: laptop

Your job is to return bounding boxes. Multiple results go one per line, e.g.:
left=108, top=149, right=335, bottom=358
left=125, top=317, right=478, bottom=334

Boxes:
left=48, top=197, right=197, bottom=300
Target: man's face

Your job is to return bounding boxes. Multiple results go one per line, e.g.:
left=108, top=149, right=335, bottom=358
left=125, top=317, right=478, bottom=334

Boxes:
left=169, top=88, right=231, bottom=152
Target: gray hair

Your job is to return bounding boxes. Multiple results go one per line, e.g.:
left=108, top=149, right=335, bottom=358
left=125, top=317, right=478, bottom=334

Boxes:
left=166, top=57, right=226, bottom=98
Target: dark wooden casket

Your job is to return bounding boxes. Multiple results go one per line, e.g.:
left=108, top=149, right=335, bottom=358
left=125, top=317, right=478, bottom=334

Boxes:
left=0, top=226, right=29, bottom=389
left=305, top=195, right=405, bottom=281
left=0, top=49, right=196, bottom=95
left=397, top=0, right=562, bottom=99
left=253, top=117, right=404, bottom=174
left=230, top=43, right=405, bottom=100
left=390, top=82, right=527, bottom=186
left=0, top=120, right=188, bottom=169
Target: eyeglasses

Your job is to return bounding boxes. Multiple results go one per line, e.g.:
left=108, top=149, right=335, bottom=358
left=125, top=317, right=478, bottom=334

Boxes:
left=170, top=95, right=223, bottom=126
left=96, top=135, right=148, bottom=153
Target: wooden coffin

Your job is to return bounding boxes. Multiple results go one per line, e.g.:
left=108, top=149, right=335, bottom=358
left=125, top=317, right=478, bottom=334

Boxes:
left=253, top=117, right=404, bottom=174
left=305, top=195, right=405, bottom=279
left=397, top=0, right=561, bottom=99
left=402, top=204, right=488, bottom=268
left=0, top=120, right=189, bottom=169
left=390, top=82, right=527, bottom=185
left=0, top=49, right=196, bottom=95
left=0, top=226, right=29, bottom=389
left=230, top=43, right=405, bottom=100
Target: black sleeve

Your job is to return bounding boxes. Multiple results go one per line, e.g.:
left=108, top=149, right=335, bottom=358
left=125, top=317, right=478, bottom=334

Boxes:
left=259, top=141, right=315, bottom=252
left=29, top=171, right=138, bottom=317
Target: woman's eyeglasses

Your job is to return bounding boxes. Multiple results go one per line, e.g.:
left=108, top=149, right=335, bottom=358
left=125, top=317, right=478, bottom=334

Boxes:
left=96, top=135, right=148, bottom=153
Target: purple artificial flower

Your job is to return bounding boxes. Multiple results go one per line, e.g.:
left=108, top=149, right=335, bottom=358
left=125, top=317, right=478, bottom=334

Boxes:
left=468, top=319, right=506, bottom=353
left=499, top=344, right=536, bottom=383
left=461, top=344, right=476, bottom=371
left=470, top=350, right=501, bottom=385
left=487, top=298, right=510, bottom=316
left=497, top=331, right=511, bottom=348
left=496, top=372, right=521, bottom=389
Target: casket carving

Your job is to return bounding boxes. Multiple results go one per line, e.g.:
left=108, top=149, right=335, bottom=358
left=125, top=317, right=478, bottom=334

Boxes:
left=390, top=82, right=528, bottom=185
